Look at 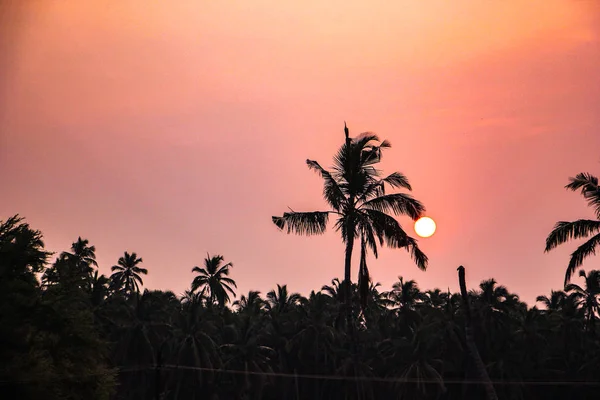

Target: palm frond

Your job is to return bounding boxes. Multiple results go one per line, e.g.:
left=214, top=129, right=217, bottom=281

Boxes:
left=134, top=267, right=148, bottom=275
left=221, top=277, right=237, bottom=288
left=272, top=211, right=330, bottom=235
left=566, top=173, right=600, bottom=218
left=216, top=262, right=234, bottom=275
left=362, top=193, right=425, bottom=220
left=565, top=283, right=585, bottom=293
left=383, top=171, right=412, bottom=191
left=363, top=209, right=428, bottom=270
left=402, top=237, right=428, bottom=271
left=566, top=172, right=598, bottom=192
left=192, top=266, right=208, bottom=275
left=565, top=233, right=600, bottom=285
left=358, top=171, right=412, bottom=203
left=535, top=295, right=550, bottom=305
left=545, top=220, right=600, bottom=252
left=306, top=159, right=346, bottom=210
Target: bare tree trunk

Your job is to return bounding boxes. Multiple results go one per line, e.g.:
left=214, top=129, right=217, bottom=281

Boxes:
left=457, top=266, right=498, bottom=400
left=343, top=226, right=355, bottom=330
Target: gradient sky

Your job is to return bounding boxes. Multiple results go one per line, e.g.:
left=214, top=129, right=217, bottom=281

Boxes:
left=2, top=1, right=599, bottom=304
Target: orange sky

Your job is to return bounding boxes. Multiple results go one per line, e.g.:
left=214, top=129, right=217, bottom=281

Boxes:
left=2, top=1, right=599, bottom=304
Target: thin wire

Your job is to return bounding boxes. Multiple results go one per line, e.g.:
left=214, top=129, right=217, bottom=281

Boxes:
left=154, top=364, right=600, bottom=387
left=3, top=363, right=600, bottom=387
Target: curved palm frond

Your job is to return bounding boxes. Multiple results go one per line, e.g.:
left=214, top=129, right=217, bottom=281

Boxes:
left=565, top=233, right=600, bottom=286
left=565, top=173, right=600, bottom=218
left=362, top=193, right=425, bottom=220
left=272, top=211, right=330, bottom=235
left=545, top=220, right=600, bottom=252
left=306, top=159, right=345, bottom=210
left=363, top=208, right=428, bottom=270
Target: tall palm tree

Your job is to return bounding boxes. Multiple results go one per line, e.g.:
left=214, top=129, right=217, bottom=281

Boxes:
left=110, top=252, right=147, bottom=296
left=457, top=266, right=498, bottom=400
left=545, top=172, right=600, bottom=285
left=272, top=123, right=428, bottom=311
left=191, top=254, right=237, bottom=308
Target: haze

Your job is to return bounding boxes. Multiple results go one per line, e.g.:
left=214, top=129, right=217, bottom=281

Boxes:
left=1, top=1, right=599, bottom=304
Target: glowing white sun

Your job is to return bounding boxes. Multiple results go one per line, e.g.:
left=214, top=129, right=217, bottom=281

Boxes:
left=414, top=217, right=436, bottom=238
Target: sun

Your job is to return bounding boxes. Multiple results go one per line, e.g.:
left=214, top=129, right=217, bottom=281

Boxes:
left=414, top=216, right=436, bottom=238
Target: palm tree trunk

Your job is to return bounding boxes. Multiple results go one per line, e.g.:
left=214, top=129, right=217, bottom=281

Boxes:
left=344, top=228, right=355, bottom=331
left=457, top=266, right=498, bottom=400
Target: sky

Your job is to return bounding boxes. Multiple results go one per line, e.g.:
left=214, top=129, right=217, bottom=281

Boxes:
left=1, top=0, right=599, bottom=304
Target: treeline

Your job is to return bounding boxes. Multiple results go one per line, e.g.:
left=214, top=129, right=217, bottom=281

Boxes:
left=2, top=215, right=600, bottom=400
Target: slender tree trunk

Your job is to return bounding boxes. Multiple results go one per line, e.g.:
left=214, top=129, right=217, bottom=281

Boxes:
left=457, top=266, right=498, bottom=400
left=344, top=228, right=355, bottom=330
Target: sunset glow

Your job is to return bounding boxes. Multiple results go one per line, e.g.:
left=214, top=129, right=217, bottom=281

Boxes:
left=1, top=1, right=599, bottom=303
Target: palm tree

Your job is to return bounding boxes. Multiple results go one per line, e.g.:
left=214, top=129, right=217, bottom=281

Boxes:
left=536, top=290, right=567, bottom=313
left=272, top=123, right=428, bottom=312
left=110, top=252, right=147, bottom=296
left=565, top=269, right=600, bottom=332
left=234, top=290, right=264, bottom=315
left=545, top=172, right=600, bottom=285
left=265, top=284, right=301, bottom=314
left=191, top=254, right=237, bottom=308
left=385, top=276, right=426, bottom=311
left=64, top=237, right=98, bottom=276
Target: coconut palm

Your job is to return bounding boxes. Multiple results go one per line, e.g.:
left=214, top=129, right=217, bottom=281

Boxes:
left=565, top=269, right=600, bottom=332
left=110, top=251, right=147, bottom=296
left=385, top=276, right=426, bottom=311
left=265, top=284, right=301, bottom=314
left=272, top=124, right=428, bottom=311
left=234, top=290, right=264, bottom=315
left=64, top=237, right=98, bottom=275
left=545, top=172, right=600, bottom=285
left=41, top=237, right=98, bottom=287
left=536, top=290, right=567, bottom=313
left=191, top=254, right=237, bottom=308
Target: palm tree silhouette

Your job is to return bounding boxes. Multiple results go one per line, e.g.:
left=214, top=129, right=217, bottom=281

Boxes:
left=110, top=251, right=147, bottom=296
left=385, top=276, right=426, bottom=311
left=234, top=290, right=264, bottom=315
left=64, top=237, right=98, bottom=276
left=191, top=254, right=237, bottom=308
left=536, top=290, right=567, bottom=313
left=272, top=123, right=427, bottom=312
left=565, top=269, right=600, bottom=332
left=545, top=172, right=600, bottom=285
left=265, top=284, right=301, bottom=314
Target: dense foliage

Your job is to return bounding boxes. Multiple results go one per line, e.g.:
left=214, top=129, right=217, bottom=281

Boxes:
left=3, top=129, right=599, bottom=399
left=2, top=215, right=600, bottom=400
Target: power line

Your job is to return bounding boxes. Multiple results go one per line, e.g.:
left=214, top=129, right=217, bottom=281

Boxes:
left=154, top=364, right=600, bottom=386
left=3, top=363, right=600, bottom=387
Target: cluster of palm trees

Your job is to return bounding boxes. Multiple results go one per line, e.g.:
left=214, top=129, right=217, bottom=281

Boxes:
left=6, top=218, right=600, bottom=400
left=2, top=125, right=600, bottom=400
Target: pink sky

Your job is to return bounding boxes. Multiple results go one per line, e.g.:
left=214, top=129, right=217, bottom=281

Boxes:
left=1, top=1, right=599, bottom=304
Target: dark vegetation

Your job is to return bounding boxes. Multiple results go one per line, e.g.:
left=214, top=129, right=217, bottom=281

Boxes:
left=2, top=126, right=600, bottom=399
